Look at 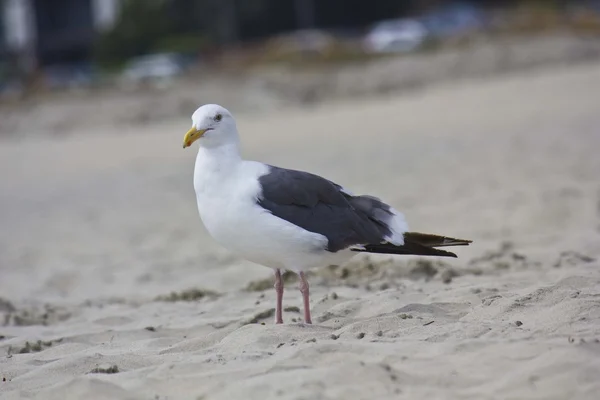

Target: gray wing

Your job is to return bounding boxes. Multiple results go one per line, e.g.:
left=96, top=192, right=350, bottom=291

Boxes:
left=256, top=165, right=393, bottom=252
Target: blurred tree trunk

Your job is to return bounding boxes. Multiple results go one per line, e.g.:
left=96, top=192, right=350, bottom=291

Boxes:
left=219, top=0, right=238, bottom=44
left=191, top=0, right=238, bottom=45
left=294, top=0, right=315, bottom=29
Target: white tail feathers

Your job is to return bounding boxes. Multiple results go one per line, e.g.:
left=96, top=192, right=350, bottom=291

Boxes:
left=383, top=208, right=409, bottom=246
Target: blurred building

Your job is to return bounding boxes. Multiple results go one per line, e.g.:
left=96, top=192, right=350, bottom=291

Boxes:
left=0, top=0, right=121, bottom=71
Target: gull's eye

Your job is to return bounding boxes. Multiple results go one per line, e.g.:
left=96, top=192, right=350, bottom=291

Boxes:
left=214, top=113, right=222, bottom=122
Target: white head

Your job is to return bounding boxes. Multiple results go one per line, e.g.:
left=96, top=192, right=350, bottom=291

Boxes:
left=182, top=104, right=239, bottom=149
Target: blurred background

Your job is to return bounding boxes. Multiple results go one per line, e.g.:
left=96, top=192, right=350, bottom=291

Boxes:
left=1, top=0, right=600, bottom=103
left=1, top=0, right=600, bottom=136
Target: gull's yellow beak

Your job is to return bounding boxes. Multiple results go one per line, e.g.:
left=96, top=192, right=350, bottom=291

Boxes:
left=183, top=127, right=208, bottom=148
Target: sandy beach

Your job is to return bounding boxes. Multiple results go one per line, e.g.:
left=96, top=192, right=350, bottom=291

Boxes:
left=1, top=61, right=600, bottom=399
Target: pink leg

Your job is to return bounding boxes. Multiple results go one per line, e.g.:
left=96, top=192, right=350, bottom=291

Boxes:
left=298, top=272, right=312, bottom=324
left=274, top=269, right=284, bottom=324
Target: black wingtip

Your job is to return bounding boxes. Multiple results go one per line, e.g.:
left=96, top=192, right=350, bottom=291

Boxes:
left=403, top=232, right=473, bottom=248
left=352, top=243, right=460, bottom=258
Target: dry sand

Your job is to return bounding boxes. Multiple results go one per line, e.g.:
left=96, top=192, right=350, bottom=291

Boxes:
left=1, top=62, right=600, bottom=399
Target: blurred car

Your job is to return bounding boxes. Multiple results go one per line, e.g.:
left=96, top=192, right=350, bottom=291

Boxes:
left=566, top=0, right=600, bottom=28
left=0, top=79, right=24, bottom=98
left=42, top=63, right=96, bottom=90
left=363, top=18, right=428, bottom=53
left=420, top=3, right=488, bottom=39
left=120, top=53, right=192, bottom=85
left=0, top=60, right=24, bottom=97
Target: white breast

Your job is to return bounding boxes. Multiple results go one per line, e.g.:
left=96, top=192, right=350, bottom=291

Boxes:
left=194, top=157, right=337, bottom=271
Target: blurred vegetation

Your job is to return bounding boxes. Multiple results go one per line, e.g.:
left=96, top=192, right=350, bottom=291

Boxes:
left=94, top=0, right=209, bottom=68
left=94, top=0, right=272, bottom=68
left=94, top=0, right=170, bottom=68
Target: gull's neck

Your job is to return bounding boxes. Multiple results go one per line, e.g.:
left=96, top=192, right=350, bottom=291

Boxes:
left=194, top=141, right=242, bottom=194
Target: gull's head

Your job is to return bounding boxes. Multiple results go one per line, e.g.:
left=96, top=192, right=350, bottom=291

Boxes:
left=183, top=104, right=238, bottom=149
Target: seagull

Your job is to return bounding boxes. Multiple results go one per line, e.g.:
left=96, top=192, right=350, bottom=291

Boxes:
left=183, top=104, right=472, bottom=324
